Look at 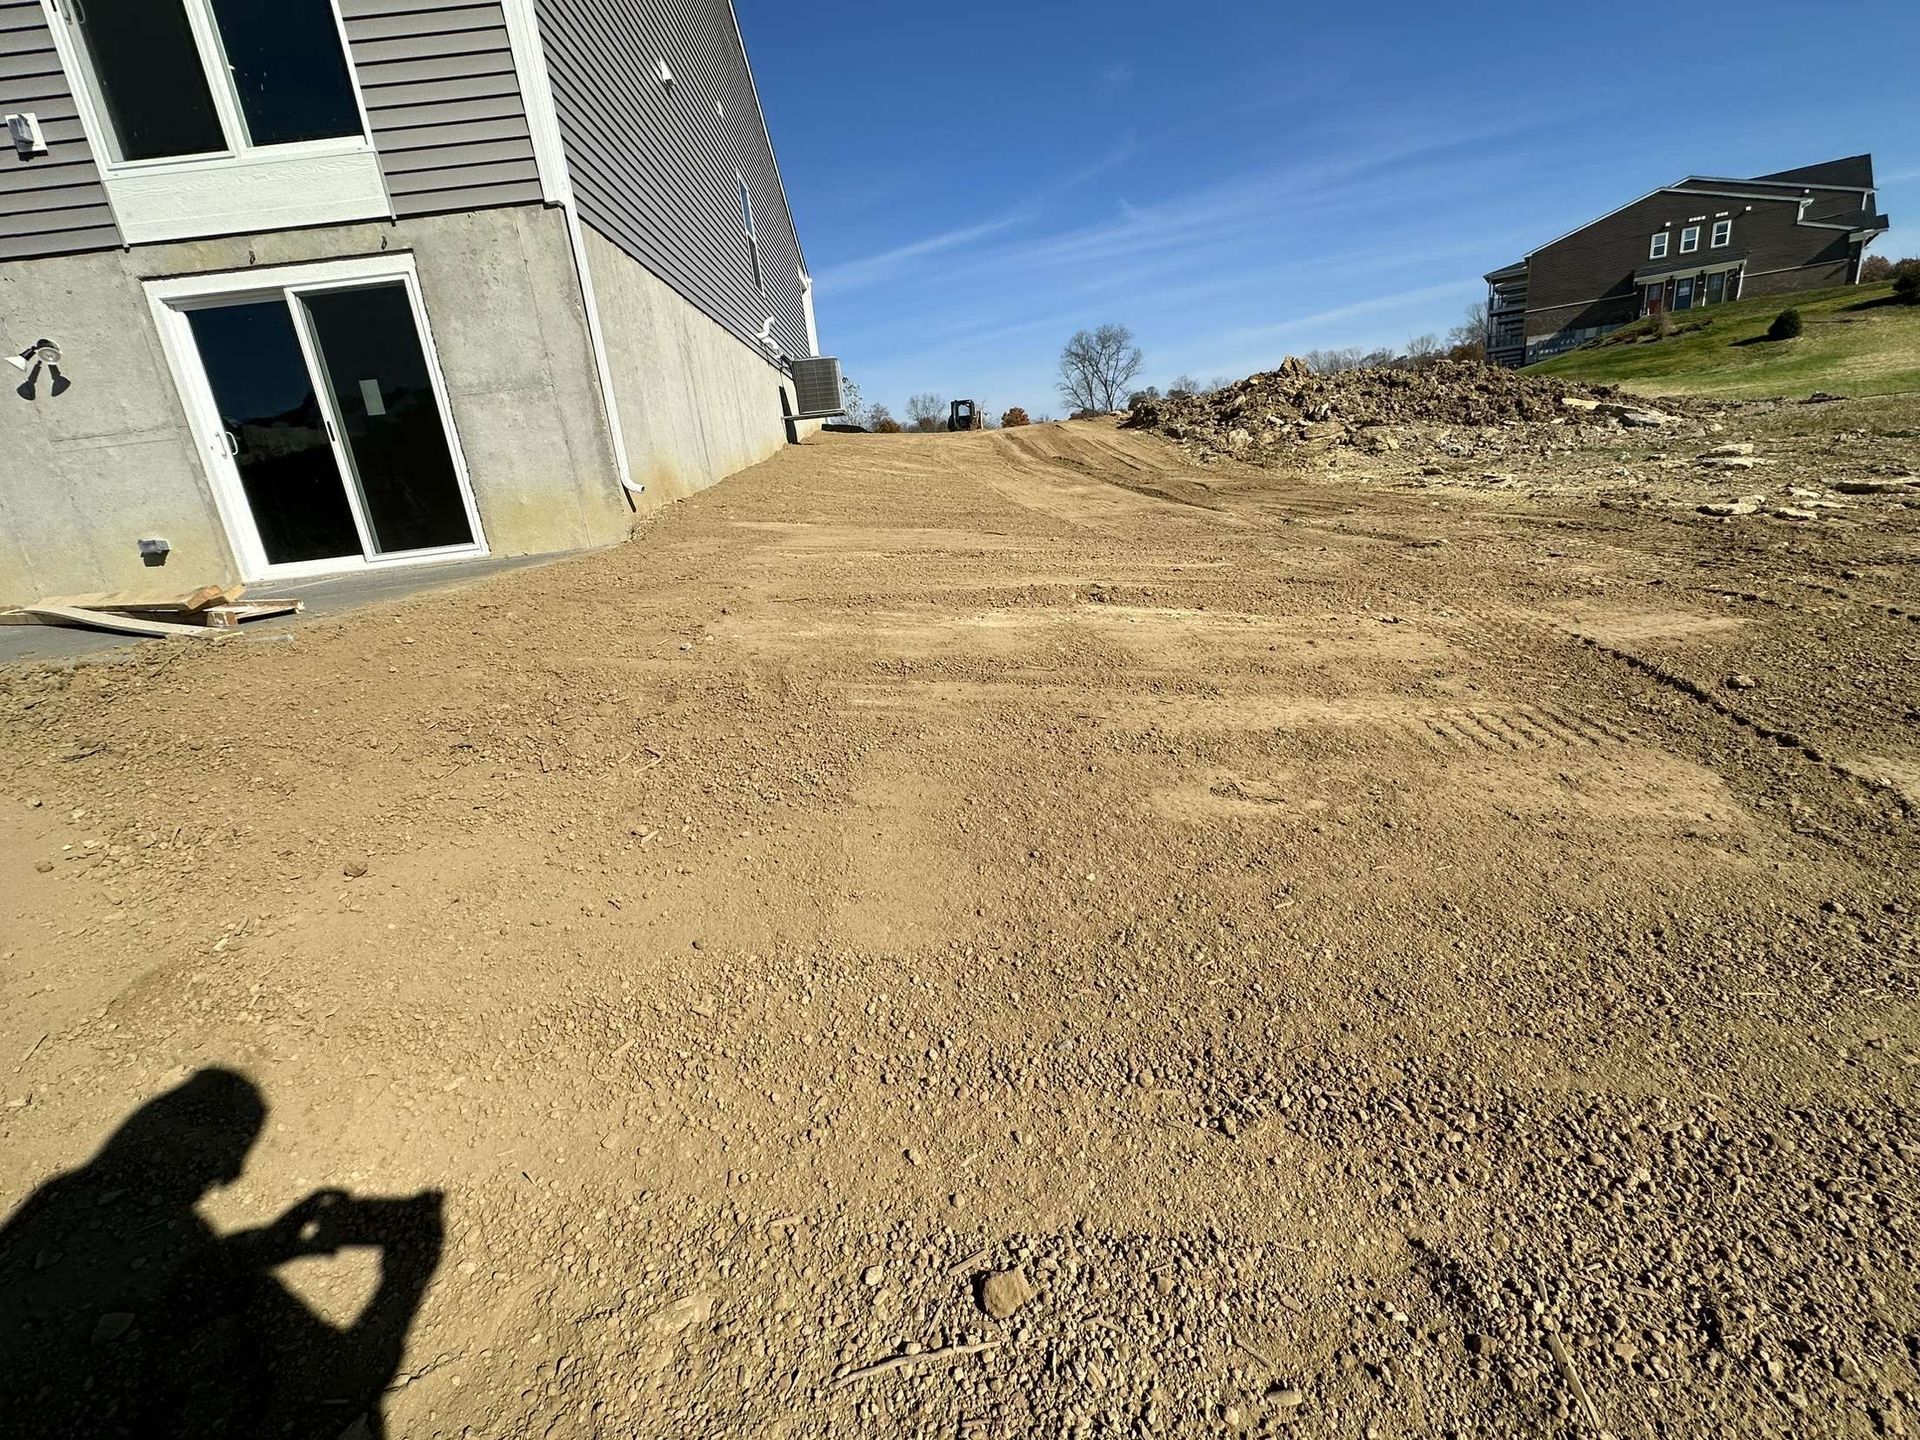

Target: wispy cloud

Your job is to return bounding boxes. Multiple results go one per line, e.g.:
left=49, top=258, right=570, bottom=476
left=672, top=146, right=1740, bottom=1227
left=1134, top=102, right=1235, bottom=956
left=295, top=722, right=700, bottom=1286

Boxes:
left=813, top=139, right=1138, bottom=297
left=814, top=216, right=1023, bottom=294
left=1206, top=281, right=1481, bottom=350
left=1100, top=61, right=1136, bottom=86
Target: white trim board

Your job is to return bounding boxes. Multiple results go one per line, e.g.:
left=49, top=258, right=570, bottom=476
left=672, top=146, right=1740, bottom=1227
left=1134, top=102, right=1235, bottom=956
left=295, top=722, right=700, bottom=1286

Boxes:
left=144, top=254, right=488, bottom=584
left=498, top=0, right=570, bottom=207
left=109, top=149, right=389, bottom=246
left=494, top=0, right=640, bottom=502
left=725, top=0, right=810, bottom=276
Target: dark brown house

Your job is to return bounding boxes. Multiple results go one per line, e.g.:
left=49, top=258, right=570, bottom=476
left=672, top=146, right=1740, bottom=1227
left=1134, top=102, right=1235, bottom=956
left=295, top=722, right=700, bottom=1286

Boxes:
left=1485, top=155, right=1890, bottom=367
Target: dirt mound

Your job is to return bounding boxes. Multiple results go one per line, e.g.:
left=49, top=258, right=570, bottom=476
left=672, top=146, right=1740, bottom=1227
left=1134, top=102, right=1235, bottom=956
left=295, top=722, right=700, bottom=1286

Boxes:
left=1126, top=358, right=1631, bottom=460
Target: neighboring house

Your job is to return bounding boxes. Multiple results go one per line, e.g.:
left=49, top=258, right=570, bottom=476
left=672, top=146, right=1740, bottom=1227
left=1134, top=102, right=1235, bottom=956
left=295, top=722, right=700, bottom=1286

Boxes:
left=0, top=0, right=833, bottom=606
left=1485, top=155, right=1890, bottom=368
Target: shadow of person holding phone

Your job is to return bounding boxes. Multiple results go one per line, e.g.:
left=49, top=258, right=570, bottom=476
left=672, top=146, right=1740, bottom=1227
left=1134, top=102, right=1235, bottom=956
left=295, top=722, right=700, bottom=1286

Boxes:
left=0, top=1068, right=443, bottom=1439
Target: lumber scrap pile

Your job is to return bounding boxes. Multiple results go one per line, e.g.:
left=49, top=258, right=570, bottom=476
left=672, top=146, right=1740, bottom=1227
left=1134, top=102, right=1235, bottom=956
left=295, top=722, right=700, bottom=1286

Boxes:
left=0, top=584, right=302, bottom=640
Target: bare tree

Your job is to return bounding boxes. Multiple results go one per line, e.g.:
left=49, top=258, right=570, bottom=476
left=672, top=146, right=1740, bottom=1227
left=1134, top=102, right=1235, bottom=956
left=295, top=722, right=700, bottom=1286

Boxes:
left=1446, top=301, right=1490, bottom=355
left=906, top=392, right=946, bottom=432
left=1403, top=333, right=1442, bottom=369
left=868, top=403, right=900, bottom=434
left=840, top=376, right=868, bottom=428
left=1304, top=347, right=1367, bottom=375
left=1056, top=324, right=1144, bottom=412
left=1167, top=374, right=1201, bottom=398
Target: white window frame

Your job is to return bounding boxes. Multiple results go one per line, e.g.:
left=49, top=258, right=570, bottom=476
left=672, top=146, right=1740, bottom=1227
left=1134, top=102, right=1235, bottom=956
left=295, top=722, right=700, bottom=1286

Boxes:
left=737, top=171, right=764, bottom=295
left=1649, top=231, right=1669, bottom=260
left=1679, top=225, right=1700, bottom=254
left=39, top=0, right=390, bottom=245
left=144, top=254, right=487, bottom=584
left=1711, top=219, right=1733, bottom=248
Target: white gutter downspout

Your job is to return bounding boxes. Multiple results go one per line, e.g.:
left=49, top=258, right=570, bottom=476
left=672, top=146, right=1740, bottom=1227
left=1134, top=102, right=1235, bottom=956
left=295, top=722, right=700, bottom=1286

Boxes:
left=499, top=0, right=645, bottom=505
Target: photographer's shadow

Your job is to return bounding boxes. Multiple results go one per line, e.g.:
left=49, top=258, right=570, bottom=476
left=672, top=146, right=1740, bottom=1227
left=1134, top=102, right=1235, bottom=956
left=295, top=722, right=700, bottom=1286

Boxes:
left=0, top=1068, right=443, bottom=1440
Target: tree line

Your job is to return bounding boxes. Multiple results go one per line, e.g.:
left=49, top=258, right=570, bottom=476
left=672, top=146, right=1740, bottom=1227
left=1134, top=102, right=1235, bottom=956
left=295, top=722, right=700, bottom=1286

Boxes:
left=841, top=299, right=1500, bottom=432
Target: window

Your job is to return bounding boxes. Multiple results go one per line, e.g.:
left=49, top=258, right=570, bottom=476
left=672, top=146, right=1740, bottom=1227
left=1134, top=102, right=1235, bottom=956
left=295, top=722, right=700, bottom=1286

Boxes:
left=738, top=175, right=763, bottom=292
left=1680, top=225, right=1700, bottom=254
left=1711, top=219, right=1732, bottom=248
left=63, top=0, right=365, bottom=164
left=1649, top=231, right=1669, bottom=260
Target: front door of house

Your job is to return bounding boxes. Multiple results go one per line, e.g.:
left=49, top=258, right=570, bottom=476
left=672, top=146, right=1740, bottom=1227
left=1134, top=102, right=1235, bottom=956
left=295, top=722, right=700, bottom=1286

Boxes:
left=151, top=260, right=485, bottom=581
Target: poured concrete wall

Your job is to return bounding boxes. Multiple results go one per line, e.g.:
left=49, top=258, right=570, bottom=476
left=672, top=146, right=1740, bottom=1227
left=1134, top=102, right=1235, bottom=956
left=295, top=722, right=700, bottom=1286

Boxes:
left=0, top=205, right=630, bottom=606
left=582, top=227, right=814, bottom=514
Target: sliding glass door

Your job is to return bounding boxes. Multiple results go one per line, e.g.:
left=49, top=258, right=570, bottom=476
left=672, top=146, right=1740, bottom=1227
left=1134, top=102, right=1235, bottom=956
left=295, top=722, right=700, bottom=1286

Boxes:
left=301, top=285, right=475, bottom=556
left=187, top=300, right=362, bottom=566
left=154, top=260, right=484, bottom=581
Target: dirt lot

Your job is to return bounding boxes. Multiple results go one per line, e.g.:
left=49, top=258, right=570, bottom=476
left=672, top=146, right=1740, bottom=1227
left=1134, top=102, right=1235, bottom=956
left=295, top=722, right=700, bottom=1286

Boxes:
left=2, top=405, right=1917, bottom=1438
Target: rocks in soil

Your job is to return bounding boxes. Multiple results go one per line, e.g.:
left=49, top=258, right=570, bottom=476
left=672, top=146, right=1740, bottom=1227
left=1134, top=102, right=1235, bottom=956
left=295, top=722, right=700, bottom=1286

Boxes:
left=1699, top=497, right=1763, bottom=517
left=1124, top=360, right=1628, bottom=462
left=1833, top=477, right=1920, bottom=495
left=977, top=1267, right=1036, bottom=1320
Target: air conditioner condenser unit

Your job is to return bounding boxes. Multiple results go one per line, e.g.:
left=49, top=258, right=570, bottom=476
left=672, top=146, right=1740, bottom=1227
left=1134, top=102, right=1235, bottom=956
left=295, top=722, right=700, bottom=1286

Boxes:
left=789, top=356, right=845, bottom=419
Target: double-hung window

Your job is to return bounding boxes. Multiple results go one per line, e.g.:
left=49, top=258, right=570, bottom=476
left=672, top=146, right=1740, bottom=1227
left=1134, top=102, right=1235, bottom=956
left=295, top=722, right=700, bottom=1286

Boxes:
left=1711, top=219, right=1733, bottom=248
left=1679, top=225, right=1701, bottom=254
left=1649, top=231, right=1669, bottom=260
left=738, top=174, right=763, bottom=293
left=48, top=0, right=388, bottom=244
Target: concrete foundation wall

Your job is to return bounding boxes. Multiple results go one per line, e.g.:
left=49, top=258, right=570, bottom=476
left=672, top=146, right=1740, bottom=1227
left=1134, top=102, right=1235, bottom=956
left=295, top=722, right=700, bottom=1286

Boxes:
left=0, top=205, right=631, bottom=606
left=583, top=227, right=813, bottom=514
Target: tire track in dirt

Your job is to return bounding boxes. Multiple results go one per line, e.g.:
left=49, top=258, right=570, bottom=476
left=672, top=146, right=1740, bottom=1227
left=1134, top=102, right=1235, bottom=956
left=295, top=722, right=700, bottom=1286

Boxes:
left=1434, top=600, right=1916, bottom=825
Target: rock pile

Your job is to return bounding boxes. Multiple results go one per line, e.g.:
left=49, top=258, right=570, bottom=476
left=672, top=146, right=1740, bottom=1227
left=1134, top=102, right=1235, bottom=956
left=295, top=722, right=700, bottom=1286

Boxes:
left=1125, top=359, right=1626, bottom=460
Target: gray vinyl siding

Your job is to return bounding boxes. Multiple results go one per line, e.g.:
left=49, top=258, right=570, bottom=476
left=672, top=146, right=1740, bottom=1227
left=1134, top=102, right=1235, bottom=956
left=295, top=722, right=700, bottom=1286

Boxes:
left=341, top=0, right=545, bottom=216
left=0, top=0, right=120, bottom=259
left=535, top=0, right=810, bottom=362
left=0, top=0, right=542, bottom=259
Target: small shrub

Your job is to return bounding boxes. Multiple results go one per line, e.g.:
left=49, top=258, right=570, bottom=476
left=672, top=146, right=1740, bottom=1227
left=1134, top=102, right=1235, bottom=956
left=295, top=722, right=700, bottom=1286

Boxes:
left=1894, top=271, right=1920, bottom=306
left=1000, top=406, right=1031, bottom=428
left=872, top=416, right=903, bottom=434
left=1768, top=308, right=1803, bottom=341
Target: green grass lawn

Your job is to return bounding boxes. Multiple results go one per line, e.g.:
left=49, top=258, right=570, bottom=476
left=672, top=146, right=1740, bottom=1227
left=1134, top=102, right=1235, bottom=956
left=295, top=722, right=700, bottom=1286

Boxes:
left=1526, top=282, right=1920, bottom=400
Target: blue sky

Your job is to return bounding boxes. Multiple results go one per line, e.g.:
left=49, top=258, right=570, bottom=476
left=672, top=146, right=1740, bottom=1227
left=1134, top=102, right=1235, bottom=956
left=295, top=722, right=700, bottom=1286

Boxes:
left=739, top=1, right=1919, bottom=420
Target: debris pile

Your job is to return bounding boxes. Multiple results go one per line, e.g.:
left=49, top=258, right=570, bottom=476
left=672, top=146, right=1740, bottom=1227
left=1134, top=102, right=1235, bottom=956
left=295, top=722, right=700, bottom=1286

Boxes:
left=1125, top=358, right=1648, bottom=460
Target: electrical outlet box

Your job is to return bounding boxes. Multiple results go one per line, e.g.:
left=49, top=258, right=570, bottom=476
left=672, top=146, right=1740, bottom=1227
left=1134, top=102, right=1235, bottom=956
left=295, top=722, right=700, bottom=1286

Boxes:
left=6, top=113, right=47, bottom=157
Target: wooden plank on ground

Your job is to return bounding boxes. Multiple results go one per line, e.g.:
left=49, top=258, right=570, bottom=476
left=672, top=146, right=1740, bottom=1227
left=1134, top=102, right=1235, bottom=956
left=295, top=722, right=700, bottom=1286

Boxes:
left=182, top=583, right=246, bottom=611
left=21, top=605, right=228, bottom=640
left=202, top=601, right=302, bottom=629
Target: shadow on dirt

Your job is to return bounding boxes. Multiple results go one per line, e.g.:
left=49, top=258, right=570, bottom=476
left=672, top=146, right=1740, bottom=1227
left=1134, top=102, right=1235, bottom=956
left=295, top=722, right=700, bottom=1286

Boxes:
left=0, top=1068, right=443, bottom=1439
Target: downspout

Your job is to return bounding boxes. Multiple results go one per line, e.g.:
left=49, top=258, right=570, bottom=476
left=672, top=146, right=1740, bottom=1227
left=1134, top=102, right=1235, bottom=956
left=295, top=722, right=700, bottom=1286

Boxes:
left=562, top=206, right=646, bottom=505
left=499, top=0, right=645, bottom=506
